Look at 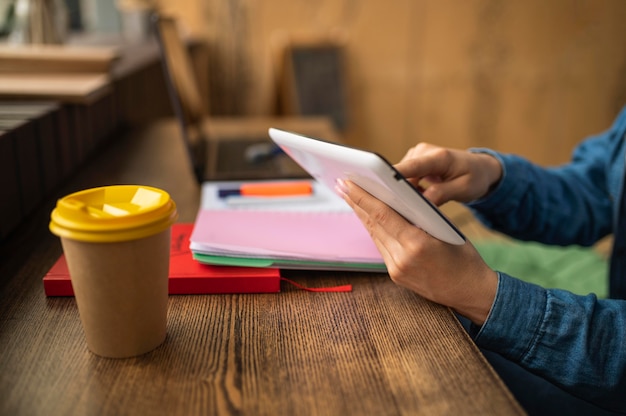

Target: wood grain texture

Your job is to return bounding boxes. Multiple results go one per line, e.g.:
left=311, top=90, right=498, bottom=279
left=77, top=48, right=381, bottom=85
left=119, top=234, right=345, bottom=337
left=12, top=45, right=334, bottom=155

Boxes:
left=0, top=273, right=523, bottom=415
left=0, top=119, right=523, bottom=415
left=170, top=0, right=626, bottom=165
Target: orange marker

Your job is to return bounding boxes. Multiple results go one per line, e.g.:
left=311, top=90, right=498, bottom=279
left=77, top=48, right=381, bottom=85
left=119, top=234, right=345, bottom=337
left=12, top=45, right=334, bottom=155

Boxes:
left=218, top=181, right=313, bottom=198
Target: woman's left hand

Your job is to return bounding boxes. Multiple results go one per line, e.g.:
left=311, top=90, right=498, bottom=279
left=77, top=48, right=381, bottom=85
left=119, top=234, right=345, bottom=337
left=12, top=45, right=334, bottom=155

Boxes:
left=336, top=179, right=498, bottom=325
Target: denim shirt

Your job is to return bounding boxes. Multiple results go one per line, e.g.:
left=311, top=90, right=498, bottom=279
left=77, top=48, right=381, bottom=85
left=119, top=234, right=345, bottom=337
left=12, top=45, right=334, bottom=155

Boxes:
left=466, top=106, right=626, bottom=412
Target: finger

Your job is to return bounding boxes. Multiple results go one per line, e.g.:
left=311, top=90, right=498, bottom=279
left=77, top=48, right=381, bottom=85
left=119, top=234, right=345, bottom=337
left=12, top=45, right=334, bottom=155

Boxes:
left=347, top=198, right=397, bottom=268
left=341, top=180, right=409, bottom=237
left=395, top=149, right=452, bottom=183
left=341, top=180, right=438, bottom=283
left=340, top=180, right=424, bottom=263
left=398, top=142, right=435, bottom=163
left=421, top=174, right=476, bottom=205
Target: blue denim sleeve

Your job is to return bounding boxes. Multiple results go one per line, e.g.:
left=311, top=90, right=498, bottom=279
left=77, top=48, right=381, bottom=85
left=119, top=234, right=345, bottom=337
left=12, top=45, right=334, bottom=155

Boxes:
left=466, top=145, right=614, bottom=246
left=472, top=274, right=626, bottom=413
left=466, top=106, right=626, bottom=246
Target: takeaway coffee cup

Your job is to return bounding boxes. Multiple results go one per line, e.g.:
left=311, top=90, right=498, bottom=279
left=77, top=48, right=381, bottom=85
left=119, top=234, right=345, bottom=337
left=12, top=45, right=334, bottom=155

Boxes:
left=50, top=185, right=178, bottom=358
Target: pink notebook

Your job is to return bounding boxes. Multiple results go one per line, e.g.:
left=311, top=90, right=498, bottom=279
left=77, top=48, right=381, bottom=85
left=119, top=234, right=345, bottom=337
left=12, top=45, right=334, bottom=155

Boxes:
left=190, top=209, right=384, bottom=265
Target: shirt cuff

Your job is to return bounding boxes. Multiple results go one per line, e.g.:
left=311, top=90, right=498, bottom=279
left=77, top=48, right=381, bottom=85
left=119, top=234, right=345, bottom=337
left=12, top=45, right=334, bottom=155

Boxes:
left=470, top=272, right=548, bottom=363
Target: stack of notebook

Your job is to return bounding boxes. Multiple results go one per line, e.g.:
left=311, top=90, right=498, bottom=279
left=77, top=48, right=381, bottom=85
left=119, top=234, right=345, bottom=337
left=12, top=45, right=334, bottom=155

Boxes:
left=189, top=179, right=386, bottom=272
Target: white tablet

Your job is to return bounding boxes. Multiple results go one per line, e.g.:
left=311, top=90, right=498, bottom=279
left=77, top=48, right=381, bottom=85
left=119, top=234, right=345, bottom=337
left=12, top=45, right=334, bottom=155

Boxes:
left=268, top=128, right=466, bottom=245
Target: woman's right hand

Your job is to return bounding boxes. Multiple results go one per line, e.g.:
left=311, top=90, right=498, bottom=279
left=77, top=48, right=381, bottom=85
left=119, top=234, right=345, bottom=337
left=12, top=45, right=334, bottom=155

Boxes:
left=394, top=143, right=503, bottom=206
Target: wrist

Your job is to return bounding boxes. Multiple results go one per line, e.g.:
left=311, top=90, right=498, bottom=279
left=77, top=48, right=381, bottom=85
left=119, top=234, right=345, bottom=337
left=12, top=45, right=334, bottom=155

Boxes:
left=453, top=269, right=498, bottom=326
left=473, top=152, right=503, bottom=199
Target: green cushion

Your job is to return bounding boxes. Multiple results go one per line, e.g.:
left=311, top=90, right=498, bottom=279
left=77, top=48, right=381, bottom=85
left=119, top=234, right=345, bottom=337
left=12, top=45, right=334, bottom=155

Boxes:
left=474, top=240, right=608, bottom=298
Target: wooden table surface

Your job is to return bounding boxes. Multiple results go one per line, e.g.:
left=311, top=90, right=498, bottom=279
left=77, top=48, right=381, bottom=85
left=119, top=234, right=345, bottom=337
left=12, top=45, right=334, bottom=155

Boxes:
left=0, top=120, right=524, bottom=415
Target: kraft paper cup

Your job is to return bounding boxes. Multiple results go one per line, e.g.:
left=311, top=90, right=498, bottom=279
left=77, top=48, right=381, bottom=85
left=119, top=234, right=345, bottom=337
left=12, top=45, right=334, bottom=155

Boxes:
left=50, top=185, right=178, bottom=358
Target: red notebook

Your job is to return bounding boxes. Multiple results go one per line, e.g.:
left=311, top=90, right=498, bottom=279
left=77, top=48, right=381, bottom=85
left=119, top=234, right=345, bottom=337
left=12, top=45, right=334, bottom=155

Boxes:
left=44, top=223, right=281, bottom=296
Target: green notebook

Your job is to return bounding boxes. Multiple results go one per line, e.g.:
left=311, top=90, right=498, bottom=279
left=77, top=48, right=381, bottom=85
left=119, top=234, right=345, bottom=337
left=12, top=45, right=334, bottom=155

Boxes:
left=193, top=252, right=387, bottom=272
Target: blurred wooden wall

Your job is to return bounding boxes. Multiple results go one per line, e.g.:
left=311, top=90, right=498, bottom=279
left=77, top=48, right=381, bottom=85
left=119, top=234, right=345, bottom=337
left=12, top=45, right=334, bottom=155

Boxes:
left=157, top=0, right=626, bottom=166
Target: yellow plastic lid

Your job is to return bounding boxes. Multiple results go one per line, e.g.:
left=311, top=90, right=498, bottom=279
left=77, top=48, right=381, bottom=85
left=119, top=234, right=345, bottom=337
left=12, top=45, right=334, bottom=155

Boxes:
left=50, top=185, right=179, bottom=242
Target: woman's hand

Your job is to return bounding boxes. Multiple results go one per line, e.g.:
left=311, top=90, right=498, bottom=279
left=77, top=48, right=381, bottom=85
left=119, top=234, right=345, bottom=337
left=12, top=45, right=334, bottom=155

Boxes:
left=336, top=179, right=498, bottom=325
left=394, top=143, right=503, bottom=206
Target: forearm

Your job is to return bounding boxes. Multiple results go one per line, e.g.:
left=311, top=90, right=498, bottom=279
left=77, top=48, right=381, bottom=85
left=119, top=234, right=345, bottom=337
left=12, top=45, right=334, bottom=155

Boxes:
left=466, top=150, right=612, bottom=246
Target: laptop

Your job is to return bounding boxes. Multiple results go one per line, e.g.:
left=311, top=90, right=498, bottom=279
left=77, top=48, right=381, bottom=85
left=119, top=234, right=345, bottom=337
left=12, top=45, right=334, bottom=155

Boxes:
left=152, top=13, right=311, bottom=183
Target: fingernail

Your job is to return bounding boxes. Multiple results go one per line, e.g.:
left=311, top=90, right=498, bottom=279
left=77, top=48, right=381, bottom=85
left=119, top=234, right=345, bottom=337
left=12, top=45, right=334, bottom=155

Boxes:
left=335, top=178, right=348, bottom=196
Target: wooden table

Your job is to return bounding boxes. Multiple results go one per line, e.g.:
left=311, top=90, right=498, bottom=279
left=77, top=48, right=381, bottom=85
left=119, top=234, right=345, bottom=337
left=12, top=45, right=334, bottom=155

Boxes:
left=0, top=120, right=524, bottom=415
